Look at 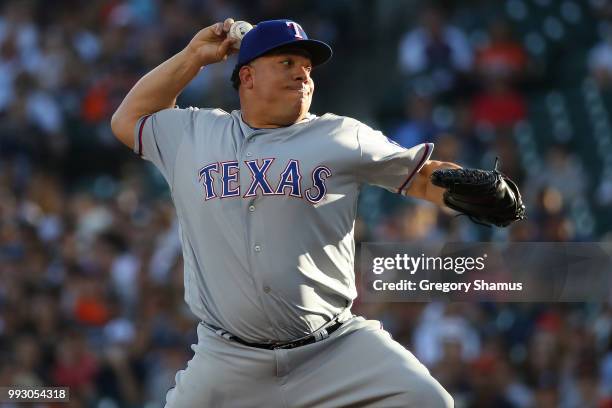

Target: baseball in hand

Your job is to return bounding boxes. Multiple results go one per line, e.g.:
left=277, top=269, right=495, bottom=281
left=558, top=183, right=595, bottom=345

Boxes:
left=229, top=21, right=253, bottom=49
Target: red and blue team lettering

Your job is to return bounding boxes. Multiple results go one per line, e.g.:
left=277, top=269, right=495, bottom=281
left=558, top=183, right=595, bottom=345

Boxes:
left=197, top=158, right=332, bottom=204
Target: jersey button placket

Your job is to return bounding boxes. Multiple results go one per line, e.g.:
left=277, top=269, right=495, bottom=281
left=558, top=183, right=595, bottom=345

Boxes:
left=244, top=136, right=259, bottom=251
left=240, top=133, right=280, bottom=336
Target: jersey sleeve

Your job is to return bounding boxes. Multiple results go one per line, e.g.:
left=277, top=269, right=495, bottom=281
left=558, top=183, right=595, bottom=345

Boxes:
left=133, top=107, right=198, bottom=186
left=355, top=122, right=433, bottom=194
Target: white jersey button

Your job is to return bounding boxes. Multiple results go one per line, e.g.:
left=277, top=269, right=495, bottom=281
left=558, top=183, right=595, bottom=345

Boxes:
left=254, top=245, right=261, bottom=252
left=249, top=205, right=255, bottom=212
left=263, top=286, right=271, bottom=293
left=246, top=151, right=252, bottom=157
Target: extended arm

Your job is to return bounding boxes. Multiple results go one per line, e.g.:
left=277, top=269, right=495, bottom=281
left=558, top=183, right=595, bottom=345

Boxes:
left=404, top=160, right=462, bottom=206
left=110, top=18, right=237, bottom=148
left=409, top=159, right=527, bottom=227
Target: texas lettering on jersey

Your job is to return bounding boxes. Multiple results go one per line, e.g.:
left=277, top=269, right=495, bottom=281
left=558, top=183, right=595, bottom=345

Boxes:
left=197, top=158, right=332, bottom=204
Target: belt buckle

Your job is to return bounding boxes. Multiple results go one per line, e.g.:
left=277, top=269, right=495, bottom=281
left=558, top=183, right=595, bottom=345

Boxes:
left=313, top=328, right=329, bottom=342
left=273, top=319, right=341, bottom=350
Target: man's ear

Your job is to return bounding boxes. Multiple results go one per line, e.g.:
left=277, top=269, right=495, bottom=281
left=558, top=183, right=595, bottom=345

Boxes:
left=239, top=66, right=254, bottom=89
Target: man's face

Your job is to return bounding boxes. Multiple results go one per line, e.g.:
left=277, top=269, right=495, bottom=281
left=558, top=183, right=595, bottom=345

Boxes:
left=241, top=48, right=314, bottom=125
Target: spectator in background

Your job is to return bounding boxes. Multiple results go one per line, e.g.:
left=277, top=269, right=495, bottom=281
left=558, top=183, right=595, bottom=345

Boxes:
left=11, top=334, right=44, bottom=387
left=534, top=379, right=561, bottom=408
left=470, top=18, right=528, bottom=133
left=530, top=186, right=576, bottom=241
left=52, top=332, right=99, bottom=399
left=431, top=132, right=462, bottom=163
left=561, top=354, right=604, bottom=408
left=471, top=74, right=526, bottom=129
left=71, top=272, right=112, bottom=327
left=413, top=302, right=481, bottom=367
left=374, top=202, right=445, bottom=242
left=589, top=23, right=612, bottom=88
left=398, top=6, right=473, bottom=96
left=600, top=333, right=612, bottom=404
left=475, top=19, right=528, bottom=87
left=592, top=0, right=612, bottom=20
left=468, top=353, right=515, bottom=408
left=0, top=1, right=40, bottom=111
left=96, top=320, right=145, bottom=407
left=526, top=311, right=563, bottom=385
left=95, top=230, right=141, bottom=314
left=491, top=129, right=523, bottom=182
left=389, top=91, right=440, bottom=147
left=495, top=358, right=534, bottom=408
left=431, top=333, right=472, bottom=405
left=0, top=29, right=20, bottom=111
left=452, top=101, right=488, bottom=165
left=0, top=85, right=45, bottom=164
left=525, top=143, right=586, bottom=205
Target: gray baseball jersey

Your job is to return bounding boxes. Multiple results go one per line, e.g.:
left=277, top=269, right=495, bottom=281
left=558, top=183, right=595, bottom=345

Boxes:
left=134, top=107, right=433, bottom=343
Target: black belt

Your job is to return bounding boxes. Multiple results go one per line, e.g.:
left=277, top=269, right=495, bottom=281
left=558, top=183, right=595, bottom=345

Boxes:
left=227, top=319, right=344, bottom=350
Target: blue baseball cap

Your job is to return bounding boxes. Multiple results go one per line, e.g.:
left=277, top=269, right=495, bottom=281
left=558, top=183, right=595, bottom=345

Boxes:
left=236, top=19, right=333, bottom=67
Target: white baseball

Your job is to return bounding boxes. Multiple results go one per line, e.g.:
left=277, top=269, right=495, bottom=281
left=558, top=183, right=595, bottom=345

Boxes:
left=229, top=21, right=253, bottom=49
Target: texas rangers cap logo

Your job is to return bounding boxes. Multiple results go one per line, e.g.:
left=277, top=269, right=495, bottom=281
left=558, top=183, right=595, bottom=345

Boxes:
left=286, top=21, right=304, bottom=39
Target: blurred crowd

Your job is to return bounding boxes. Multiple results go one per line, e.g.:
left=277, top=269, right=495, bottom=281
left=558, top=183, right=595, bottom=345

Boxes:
left=1, top=0, right=612, bottom=407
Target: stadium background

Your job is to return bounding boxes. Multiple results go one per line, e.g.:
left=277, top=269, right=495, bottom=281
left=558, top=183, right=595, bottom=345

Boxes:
left=1, top=0, right=612, bottom=406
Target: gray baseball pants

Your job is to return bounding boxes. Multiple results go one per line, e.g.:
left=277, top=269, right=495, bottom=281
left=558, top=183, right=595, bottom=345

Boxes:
left=164, top=315, right=453, bottom=407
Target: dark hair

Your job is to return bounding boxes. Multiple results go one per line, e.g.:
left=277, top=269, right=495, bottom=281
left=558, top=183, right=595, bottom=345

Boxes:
left=229, top=47, right=313, bottom=91
left=230, top=64, right=244, bottom=90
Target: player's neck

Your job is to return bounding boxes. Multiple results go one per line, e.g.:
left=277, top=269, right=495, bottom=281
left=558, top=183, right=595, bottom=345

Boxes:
left=241, top=109, right=308, bottom=129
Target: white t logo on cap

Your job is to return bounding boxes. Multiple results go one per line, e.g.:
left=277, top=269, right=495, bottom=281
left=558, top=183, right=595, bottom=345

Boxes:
left=286, top=22, right=304, bottom=39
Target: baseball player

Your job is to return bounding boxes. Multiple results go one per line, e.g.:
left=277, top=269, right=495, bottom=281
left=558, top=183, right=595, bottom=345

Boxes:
left=111, top=18, right=458, bottom=407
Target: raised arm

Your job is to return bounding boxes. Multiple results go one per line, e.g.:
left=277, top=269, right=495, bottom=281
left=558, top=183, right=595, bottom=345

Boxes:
left=404, top=160, right=462, bottom=206
left=110, top=18, right=238, bottom=148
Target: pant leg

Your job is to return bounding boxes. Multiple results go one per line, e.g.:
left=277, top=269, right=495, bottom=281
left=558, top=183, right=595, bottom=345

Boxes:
left=283, top=316, right=453, bottom=408
left=165, top=323, right=288, bottom=408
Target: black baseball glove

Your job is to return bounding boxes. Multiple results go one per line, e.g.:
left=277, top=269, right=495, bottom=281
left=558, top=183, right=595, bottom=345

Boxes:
left=430, top=159, right=526, bottom=227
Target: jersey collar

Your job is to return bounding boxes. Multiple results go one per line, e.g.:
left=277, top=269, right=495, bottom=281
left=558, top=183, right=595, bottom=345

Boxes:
left=235, top=111, right=317, bottom=139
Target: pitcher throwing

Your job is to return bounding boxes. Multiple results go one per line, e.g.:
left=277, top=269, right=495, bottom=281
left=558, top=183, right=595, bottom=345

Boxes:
left=111, top=17, right=463, bottom=407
